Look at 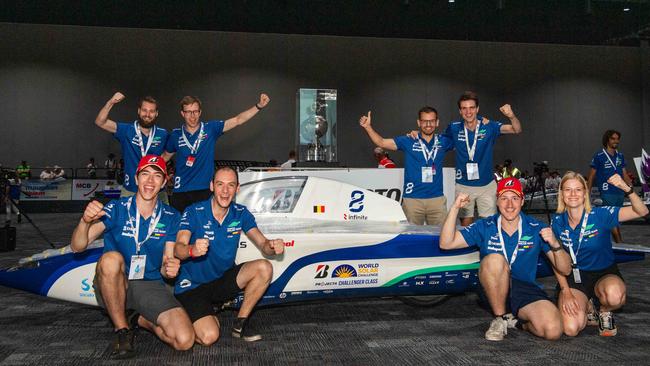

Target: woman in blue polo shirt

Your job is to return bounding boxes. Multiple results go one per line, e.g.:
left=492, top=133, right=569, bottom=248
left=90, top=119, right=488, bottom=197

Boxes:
left=552, top=171, right=648, bottom=337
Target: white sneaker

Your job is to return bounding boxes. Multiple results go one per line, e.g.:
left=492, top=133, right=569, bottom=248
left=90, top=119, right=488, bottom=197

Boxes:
left=485, top=317, right=508, bottom=341
left=503, top=313, right=518, bottom=329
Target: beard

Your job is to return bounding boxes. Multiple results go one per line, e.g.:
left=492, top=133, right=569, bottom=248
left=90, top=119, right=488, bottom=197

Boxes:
left=138, top=117, right=155, bottom=129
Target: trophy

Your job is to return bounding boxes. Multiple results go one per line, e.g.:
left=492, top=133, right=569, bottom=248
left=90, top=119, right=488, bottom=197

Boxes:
left=297, top=89, right=337, bottom=163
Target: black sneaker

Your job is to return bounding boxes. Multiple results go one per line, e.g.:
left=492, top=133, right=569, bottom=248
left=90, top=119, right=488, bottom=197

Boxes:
left=232, top=317, right=262, bottom=342
left=111, top=328, right=136, bottom=359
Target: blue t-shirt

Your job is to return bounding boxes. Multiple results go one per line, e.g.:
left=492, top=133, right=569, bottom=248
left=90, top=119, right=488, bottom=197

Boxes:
left=460, top=213, right=550, bottom=285
left=166, top=121, right=225, bottom=193
left=174, top=199, right=257, bottom=294
left=101, top=196, right=181, bottom=281
left=114, top=122, right=169, bottom=193
left=551, top=206, right=620, bottom=271
left=394, top=134, right=454, bottom=199
left=590, top=150, right=626, bottom=196
left=444, top=119, right=502, bottom=187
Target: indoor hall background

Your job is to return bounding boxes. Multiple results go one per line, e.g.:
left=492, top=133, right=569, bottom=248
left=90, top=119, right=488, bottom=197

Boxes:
left=0, top=22, right=648, bottom=174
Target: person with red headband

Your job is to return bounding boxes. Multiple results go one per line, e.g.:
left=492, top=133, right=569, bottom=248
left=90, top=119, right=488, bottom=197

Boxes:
left=439, top=177, right=571, bottom=341
left=71, top=155, right=194, bottom=358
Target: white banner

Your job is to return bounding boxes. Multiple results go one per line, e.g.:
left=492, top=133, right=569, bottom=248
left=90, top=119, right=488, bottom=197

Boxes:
left=72, top=179, right=122, bottom=200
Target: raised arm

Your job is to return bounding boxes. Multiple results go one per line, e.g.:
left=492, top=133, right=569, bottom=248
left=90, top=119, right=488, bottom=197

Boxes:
left=607, top=174, right=649, bottom=222
left=540, top=227, right=571, bottom=275
left=439, top=193, right=470, bottom=250
left=245, top=227, right=285, bottom=257
left=94, top=92, right=124, bottom=133
left=359, top=111, right=398, bottom=151
left=497, top=104, right=522, bottom=134
left=223, top=93, right=270, bottom=132
left=71, top=200, right=107, bottom=253
left=160, top=241, right=181, bottom=279
left=174, top=229, right=210, bottom=260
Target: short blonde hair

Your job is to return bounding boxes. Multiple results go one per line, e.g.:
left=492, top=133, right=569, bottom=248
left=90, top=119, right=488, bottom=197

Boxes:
left=556, top=171, right=592, bottom=214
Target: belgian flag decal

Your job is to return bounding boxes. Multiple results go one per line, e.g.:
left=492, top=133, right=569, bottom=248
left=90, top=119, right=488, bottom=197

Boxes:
left=313, top=205, right=325, bottom=213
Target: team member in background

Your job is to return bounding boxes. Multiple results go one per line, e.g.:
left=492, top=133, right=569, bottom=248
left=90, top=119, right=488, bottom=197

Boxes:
left=95, top=92, right=169, bottom=201
left=360, top=107, right=453, bottom=226
left=552, top=172, right=648, bottom=337
left=373, top=147, right=396, bottom=168
left=587, top=129, right=633, bottom=243
left=440, top=178, right=571, bottom=341
left=163, top=94, right=270, bottom=213
left=174, top=166, right=284, bottom=344
left=71, top=155, right=194, bottom=358
left=445, top=91, right=522, bottom=226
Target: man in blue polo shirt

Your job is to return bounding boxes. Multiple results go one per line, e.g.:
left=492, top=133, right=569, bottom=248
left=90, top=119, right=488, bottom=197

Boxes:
left=163, top=94, right=270, bottom=213
left=359, top=107, right=454, bottom=225
left=94, top=92, right=169, bottom=200
left=440, top=177, right=571, bottom=341
left=445, top=91, right=522, bottom=226
left=174, top=166, right=284, bottom=344
left=586, top=129, right=633, bottom=243
left=71, top=155, right=194, bottom=358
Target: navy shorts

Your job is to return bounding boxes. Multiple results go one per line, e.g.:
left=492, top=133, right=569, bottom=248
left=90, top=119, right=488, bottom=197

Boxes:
left=170, top=189, right=212, bottom=214
left=175, top=264, right=244, bottom=323
left=509, top=278, right=551, bottom=316
left=559, top=263, right=624, bottom=302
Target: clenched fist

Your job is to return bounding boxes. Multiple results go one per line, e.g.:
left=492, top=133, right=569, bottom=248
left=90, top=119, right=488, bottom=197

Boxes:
left=192, top=238, right=210, bottom=257
left=268, top=239, right=285, bottom=255
left=540, top=227, right=560, bottom=248
left=499, top=104, right=515, bottom=118
left=109, top=92, right=125, bottom=105
left=607, top=174, right=629, bottom=191
left=82, top=200, right=105, bottom=223
left=454, top=193, right=470, bottom=209
left=162, top=256, right=180, bottom=278
left=258, top=93, right=271, bottom=108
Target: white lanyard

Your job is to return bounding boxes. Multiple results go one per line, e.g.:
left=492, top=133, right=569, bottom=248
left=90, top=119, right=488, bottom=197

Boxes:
left=602, top=149, right=618, bottom=170
left=497, top=215, right=523, bottom=269
left=133, top=121, right=156, bottom=157
left=567, top=211, right=589, bottom=266
left=463, top=123, right=479, bottom=161
left=181, top=122, right=204, bottom=155
left=126, top=197, right=162, bottom=254
left=418, top=134, right=439, bottom=164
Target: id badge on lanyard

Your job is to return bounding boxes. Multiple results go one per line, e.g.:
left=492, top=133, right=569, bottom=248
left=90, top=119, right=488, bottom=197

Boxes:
left=128, top=255, right=147, bottom=280
left=466, top=162, right=479, bottom=180
left=419, top=136, right=438, bottom=183
left=568, top=211, right=589, bottom=284
left=126, top=197, right=161, bottom=280
left=463, top=125, right=480, bottom=180
left=186, top=155, right=196, bottom=167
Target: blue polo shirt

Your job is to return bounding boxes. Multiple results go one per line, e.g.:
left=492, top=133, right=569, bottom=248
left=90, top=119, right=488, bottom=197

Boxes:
left=444, top=119, right=502, bottom=187
left=590, top=150, right=626, bottom=196
left=101, top=197, right=181, bottom=281
left=551, top=207, right=620, bottom=271
left=165, top=121, right=225, bottom=193
left=114, top=122, right=169, bottom=193
left=394, top=134, right=454, bottom=199
left=174, top=199, right=257, bottom=294
left=460, top=213, right=550, bottom=285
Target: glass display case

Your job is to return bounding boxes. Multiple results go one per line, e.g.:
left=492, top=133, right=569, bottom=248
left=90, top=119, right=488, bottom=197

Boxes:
left=296, top=89, right=337, bottom=162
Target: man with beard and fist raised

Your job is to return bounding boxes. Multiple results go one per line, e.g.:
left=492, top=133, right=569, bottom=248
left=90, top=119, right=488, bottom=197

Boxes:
left=95, top=92, right=169, bottom=200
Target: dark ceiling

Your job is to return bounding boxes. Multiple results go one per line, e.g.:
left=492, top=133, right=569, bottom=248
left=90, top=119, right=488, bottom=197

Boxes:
left=2, top=0, right=650, bottom=46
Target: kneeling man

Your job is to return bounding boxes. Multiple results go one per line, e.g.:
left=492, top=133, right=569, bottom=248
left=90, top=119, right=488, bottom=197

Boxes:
left=439, top=177, right=571, bottom=341
left=71, top=155, right=194, bottom=358
left=174, top=166, right=284, bottom=344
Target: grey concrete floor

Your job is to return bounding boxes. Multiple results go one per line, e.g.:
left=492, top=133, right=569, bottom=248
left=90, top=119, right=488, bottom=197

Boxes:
left=0, top=212, right=649, bottom=365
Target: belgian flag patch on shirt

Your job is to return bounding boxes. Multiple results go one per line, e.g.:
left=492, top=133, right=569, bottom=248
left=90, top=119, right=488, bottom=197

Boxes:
left=313, top=205, right=325, bottom=213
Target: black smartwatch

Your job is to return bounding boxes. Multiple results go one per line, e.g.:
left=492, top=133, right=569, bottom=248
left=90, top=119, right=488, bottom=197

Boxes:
left=624, top=186, right=634, bottom=197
